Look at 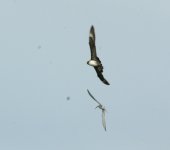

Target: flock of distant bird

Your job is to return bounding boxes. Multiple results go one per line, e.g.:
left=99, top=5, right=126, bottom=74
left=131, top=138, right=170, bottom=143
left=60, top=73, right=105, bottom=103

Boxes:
left=87, top=26, right=110, bottom=131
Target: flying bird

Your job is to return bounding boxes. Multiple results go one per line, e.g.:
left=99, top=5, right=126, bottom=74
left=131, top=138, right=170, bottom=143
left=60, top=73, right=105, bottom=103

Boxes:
left=87, top=89, right=107, bottom=131
left=87, top=25, right=110, bottom=85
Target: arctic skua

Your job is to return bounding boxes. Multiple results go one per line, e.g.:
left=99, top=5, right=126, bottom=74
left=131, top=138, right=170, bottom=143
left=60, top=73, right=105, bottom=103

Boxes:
left=87, top=25, right=110, bottom=85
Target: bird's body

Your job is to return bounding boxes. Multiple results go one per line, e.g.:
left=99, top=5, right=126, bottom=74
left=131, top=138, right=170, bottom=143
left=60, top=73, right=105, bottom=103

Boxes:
left=87, top=89, right=107, bottom=131
left=87, top=25, right=110, bottom=85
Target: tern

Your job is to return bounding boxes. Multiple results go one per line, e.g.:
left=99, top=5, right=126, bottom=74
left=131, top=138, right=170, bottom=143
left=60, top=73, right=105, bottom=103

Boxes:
left=87, top=89, right=107, bottom=131
left=87, top=25, right=110, bottom=85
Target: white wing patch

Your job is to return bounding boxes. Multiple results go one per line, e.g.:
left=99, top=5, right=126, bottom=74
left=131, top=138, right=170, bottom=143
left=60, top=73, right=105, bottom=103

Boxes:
left=89, top=32, right=94, bottom=40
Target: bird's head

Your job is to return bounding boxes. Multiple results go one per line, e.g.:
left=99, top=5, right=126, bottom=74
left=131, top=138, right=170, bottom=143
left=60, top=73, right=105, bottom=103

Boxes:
left=95, top=105, right=99, bottom=109
left=95, top=105, right=106, bottom=111
left=87, top=60, right=98, bottom=67
left=95, top=104, right=102, bottom=109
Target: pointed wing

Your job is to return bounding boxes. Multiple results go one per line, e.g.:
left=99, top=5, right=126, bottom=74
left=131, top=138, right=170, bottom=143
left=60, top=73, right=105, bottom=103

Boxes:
left=87, top=89, right=102, bottom=105
left=94, top=66, right=110, bottom=85
left=89, top=26, right=97, bottom=60
left=94, top=57, right=110, bottom=85
left=102, top=109, right=106, bottom=131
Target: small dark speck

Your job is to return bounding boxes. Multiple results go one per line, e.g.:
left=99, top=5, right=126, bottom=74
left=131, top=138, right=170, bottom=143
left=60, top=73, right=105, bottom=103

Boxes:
left=66, top=97, right=70, bottom=100
left=37, top=45, right=42, bottom=49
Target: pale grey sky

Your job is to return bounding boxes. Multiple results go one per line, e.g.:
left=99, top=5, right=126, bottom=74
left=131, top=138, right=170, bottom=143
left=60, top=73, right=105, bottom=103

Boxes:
left=0, top=0, right=170, bottom=150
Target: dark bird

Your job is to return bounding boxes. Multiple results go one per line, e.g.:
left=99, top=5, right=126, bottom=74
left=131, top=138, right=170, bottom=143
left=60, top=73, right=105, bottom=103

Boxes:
left=87, top=89, right=107, bottom=131
left=87, top=25, right=110, bottom=85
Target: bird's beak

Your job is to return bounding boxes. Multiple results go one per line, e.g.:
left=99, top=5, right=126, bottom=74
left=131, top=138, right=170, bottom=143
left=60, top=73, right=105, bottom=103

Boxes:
left=95, top=105, right=99, bottom=109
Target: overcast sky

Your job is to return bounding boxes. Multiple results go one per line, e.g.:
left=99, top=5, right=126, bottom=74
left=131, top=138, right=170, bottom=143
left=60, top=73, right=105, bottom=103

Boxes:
left=0, top=0, right=170, bottom=150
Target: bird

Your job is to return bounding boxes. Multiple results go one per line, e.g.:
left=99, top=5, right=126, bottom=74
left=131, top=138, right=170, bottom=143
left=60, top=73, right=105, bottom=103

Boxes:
left=87, top=25, right=110, bottom=85
left=87, top=89, right=107, bottom=131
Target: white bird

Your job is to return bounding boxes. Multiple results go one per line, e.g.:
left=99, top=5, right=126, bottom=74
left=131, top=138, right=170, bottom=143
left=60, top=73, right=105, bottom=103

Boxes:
left=87, top=89, right=107, bottom=131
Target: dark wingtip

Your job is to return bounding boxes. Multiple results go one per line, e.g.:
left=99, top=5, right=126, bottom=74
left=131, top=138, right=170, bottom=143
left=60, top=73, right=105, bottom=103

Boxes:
left=103, top=80, right=110, bottom=85
left=90, top=25, right=95, bottom=32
